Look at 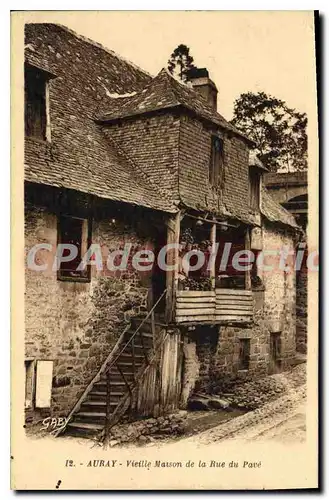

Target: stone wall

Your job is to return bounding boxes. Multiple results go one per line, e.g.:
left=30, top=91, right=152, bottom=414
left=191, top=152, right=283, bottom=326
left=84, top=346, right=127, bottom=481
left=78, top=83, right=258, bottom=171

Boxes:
left=24, top=197, right=156, bottom=424
left=191, top=224, right=297, bottom=393
left=296, top=254, right=308, bottom=354
left=264, top=171, right=307, bottom=205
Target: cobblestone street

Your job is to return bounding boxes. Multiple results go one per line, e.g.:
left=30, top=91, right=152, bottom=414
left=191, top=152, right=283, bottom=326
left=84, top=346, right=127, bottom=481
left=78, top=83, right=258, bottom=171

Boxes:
left=186, top=386, right=306, bottom=445
left=175, top=363, right=307, bottom=446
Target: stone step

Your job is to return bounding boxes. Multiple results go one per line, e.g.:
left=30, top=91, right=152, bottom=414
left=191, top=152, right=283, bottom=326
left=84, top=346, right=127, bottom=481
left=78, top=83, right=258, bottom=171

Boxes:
left=66, top=421, right=104, bottom=438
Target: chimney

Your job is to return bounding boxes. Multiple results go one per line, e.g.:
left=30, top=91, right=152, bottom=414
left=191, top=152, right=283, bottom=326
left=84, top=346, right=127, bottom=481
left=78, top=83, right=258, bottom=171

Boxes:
left=186, top=67, right=218, bottom=110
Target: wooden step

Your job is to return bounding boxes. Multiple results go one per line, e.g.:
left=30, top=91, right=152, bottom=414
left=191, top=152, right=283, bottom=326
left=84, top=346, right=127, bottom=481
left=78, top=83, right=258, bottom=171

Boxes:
left=87, top=391, right=108, bottom=400
left=81, top=401, right=107, bottom=408
left=131, top=316, right=167, bottom=329
left=85, top=392, right=124, bottom=402
left=115, top=361, right=143, bottom=367
left=75, top=411, right=106, bottom=418
left=89, top=386, right=126, bottom=397
left=124, top=330, right=154, bottom=342
left=130, top=318, right=152, bottom=332
left=94, top=380, right=126, bottom=388
left=78, top=402, right=118, bottom=414
left=117, top=353, right=145, bottom=361
left=121, top=346, right=152, bottom=359
left=102, top=368, right=137, bottom=379
left=74, top=411, right=106, bottom=424
left=88, top=387, right=126, bottom=396
left=100, top=373, right=135, bottom=384
left=107, top=368, right=135, bottom=378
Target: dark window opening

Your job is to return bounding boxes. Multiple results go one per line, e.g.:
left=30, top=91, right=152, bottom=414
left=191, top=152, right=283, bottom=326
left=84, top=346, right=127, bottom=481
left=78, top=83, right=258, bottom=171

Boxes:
left=270, top=333, right=282, bottom=374
left=215, top=228, right=246, bottom=289
left=239, top=338, right=250, bottom=370
left=250, top=170, right=260, bottom=210
left=251, top=251, right=259, bottom=281
left=25, top=66, right=48, bottom=140
left=58, top=215, right=90, bottom=281
left=251, top=250, right=263, bottom=288
left=209, top=136, right=224, bottom=187
left=270, top=333, right=282, bottom=361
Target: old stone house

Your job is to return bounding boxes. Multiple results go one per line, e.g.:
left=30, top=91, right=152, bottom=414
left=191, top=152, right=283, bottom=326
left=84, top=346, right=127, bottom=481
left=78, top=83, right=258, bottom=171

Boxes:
left=24, top=23, right=300, bottom=437
left=264, top=171, right=308, bottom=354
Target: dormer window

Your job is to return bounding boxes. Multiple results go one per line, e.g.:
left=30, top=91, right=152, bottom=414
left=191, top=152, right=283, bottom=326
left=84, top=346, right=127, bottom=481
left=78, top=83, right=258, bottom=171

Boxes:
left=249, top=169, right=261, bottom=210
left=25, top=64, right=52, bottom=141
left=209, top=136, right=224, bottom=187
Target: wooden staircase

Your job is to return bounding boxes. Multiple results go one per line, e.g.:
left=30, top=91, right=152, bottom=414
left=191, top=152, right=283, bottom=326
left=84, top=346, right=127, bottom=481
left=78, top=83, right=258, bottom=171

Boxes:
left=59, top=291, right=167, bottom=439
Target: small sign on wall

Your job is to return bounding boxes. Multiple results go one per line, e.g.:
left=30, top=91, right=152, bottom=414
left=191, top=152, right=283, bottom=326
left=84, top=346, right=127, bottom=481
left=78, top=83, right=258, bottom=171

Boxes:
left=250, top=227, right=263, bottom=250
left=35, top=360, right=53, bottom=408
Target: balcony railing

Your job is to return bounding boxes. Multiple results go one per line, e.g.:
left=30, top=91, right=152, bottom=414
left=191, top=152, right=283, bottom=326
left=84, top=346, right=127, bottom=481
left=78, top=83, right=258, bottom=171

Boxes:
left=175, top=289, right=253, bottom=324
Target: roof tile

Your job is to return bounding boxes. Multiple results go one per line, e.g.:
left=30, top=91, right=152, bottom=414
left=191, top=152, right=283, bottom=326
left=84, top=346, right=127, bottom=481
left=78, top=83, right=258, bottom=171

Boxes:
left=98, top=69, right=252, bottom=143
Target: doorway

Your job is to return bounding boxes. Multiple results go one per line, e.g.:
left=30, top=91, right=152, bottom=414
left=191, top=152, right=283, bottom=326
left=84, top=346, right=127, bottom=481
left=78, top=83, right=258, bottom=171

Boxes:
left=270, top=332, right=282, bottom=374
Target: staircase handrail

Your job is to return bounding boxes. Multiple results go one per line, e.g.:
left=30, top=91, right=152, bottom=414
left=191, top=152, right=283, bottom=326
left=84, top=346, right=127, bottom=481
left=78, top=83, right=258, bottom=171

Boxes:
left=55, top=288, right=167, bottom=437
left=105, top=288, right=167, bottom=373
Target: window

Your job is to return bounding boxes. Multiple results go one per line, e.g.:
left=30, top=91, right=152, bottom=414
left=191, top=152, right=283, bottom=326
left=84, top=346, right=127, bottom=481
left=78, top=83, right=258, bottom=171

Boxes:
left=58, top=215, right=90, bottom=281
left=249, top=170, right=260, bottom=210
left=238, top=338, right=250, bottom=370
left=25, top=65, right=50, bottom=140
left=251, top=250, right=262, bottom=288
left=270, top=333, right=282, bottom=363
left=25, top=360, right=54, bottom=409
left=209, top=136, right=224, bottom=187
left=35, top=361, right=53, bottom=409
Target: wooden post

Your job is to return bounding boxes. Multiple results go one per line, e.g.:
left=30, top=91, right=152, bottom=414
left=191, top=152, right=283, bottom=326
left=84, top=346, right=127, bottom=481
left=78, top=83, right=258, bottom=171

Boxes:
left=245, top=227, right=251, bottom=290
left=210, top=222, right=217, bottom=290
left=165, top=211, right=181, bottom=323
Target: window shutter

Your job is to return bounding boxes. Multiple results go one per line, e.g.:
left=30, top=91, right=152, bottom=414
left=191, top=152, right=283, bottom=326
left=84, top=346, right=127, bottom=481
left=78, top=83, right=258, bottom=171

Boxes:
left=35, top=360, right=53, bottom=408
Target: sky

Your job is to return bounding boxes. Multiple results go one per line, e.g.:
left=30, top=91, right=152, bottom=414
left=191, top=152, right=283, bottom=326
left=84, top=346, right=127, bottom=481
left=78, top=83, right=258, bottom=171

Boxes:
left=57, top=11, right=317, bottom=121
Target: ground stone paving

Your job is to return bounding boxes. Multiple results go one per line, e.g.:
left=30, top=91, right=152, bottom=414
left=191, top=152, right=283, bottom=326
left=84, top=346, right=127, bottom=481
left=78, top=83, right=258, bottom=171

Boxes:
left=183, top=384, right=306, bottom=445
left=217, top=363, right=306, bottom=410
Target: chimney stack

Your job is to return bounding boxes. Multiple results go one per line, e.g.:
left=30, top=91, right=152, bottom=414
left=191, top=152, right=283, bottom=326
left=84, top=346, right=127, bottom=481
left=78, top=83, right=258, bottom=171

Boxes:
left=186, top=67, right=218, bottom=110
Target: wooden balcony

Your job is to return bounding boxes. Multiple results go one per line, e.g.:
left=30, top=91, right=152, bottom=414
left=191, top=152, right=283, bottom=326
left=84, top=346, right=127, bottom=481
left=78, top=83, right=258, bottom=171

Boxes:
left=175, top=289, right=253, bottom=325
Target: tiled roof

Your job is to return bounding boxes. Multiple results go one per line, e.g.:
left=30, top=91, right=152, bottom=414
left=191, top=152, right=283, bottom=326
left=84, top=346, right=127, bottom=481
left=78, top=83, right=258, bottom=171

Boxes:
left=25, top=24, right=295, bottom=230
left=24, top=23, right=175, bottom=213
left=98, top=69, right=252, bottom=143
left=261, top=187, right=299, bottom=229
left=249, top=150, right=269, bottom=171
left=25, top=126, right=175, bottom=213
